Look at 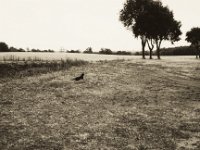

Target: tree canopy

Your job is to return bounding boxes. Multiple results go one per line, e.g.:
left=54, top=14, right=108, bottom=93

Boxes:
left=99, top=48, right=113, bottom=54
left=186, top=27, right=200, bottom=46
left=84, top=47, right=93, bottom=54
left=186, top=27, right=200, bottom=58
left=0, top=42, right=9, bottom=52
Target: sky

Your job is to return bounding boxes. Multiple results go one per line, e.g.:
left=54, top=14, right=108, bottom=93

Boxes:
left=0, top=0, right=199, bottom=52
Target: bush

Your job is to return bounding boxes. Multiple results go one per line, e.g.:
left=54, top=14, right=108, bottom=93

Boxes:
left=0, top=42, right=9, bottom=52
left=83, top=47, right=93, bottom=54
left=99, top=48, right=113, bottom=54
left=31, top=49, right=41, bottom=52
left=66, top=50, right=80, bottom=53
left=42, top=49, right=54, bottom=53
left=115, top=51, right=132, bottom=55
left=134, top=51, right=149, bottom=55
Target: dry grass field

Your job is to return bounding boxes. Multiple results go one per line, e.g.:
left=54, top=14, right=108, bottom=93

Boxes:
left=0, top=58, right=200, bottom=150
left=0, top=52, right=135, bottom=61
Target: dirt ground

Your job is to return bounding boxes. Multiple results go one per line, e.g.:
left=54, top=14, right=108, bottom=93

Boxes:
left=0, top=58, right=200, bottom=150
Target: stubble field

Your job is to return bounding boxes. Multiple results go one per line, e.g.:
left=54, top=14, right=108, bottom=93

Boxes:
left=0, top=57, right=200, bottom=150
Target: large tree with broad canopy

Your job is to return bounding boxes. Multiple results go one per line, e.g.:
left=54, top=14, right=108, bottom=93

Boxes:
left=120, top=0, right=182, bottom=59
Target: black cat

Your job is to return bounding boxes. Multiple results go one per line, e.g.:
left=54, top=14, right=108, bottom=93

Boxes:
left=72, top=73, right=84, bottom=81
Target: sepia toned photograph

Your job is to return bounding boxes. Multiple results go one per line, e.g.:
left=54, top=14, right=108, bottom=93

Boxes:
left=0, top=0, right=200, bottom=149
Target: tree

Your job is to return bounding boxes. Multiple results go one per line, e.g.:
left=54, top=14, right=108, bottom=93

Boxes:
left=186, top=27, right=200, bottom=59
left=120, top=0, right=151, bottom=59
left=132, top=0, right=182, bottom=59
left=153, top=5, right=182, bottom=59
left=66, top=50, right=80, bottom=53
left=83, top=47, right=93, bottom=54
left=120, top=0, right=182, bottom=59
left=9, top=47, right=18, bottom=52
left=99, top=48, right=112, bottom=54
left=116, top=51, right=131, bottom=55
left=0, top=42, right=9, bottom=52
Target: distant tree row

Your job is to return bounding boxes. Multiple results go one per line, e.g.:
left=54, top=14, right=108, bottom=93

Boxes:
left=66, top=50, right=81, bottom=53
left=0, top=43, right=132, bottom=55
left=0, top=42, right=54, bottom=53
left=160, top=46, right=197, bottom=56
left=67, top=47, right=132, bottom=55
left=99, top=48, right=113, bottom=54
left=10, top=47, right=26, bottom=52
left=28, top=49, right=54, bottom=53
left=120, top=0, right=200, bottom=59
left=135, top=46, right=197, bottom=56
left=90, top=47, right=132, bottom=55
left=0, top=42, right=26, bottom=52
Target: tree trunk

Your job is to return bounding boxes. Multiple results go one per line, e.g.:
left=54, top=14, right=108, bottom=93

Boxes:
left=195, top=46, right=200, bottom=59
left=156, top=39, right=162, bottom=59
left=150, top=49, right=152, bottom=59
left=142, top=44, right=145, bottom=59
left=141, top=36, right=146, bottom=59
left=147, top=39, right=154, bottom=59
left=157, top=48, right=160, bottom=59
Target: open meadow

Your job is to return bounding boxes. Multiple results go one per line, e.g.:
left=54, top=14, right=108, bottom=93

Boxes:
left=0, top=56, right=200, bottom=150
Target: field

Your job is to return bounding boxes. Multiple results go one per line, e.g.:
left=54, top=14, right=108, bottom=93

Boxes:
left=0, top=52, right=136, bottom=61
left=0, top=56, right=200, bottom=150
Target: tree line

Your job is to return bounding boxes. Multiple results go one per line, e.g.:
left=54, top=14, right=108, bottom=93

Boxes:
left=0, top=43, right=132, bottom=55
left=0, top=42, right=54, bottom=53
left=71, top=47, right=132, bottom=55
left=160, top=46, right=197, bottom=56
left=1, top=41, right=198, bottom=56
left=120, top=0, right=200, bottom=59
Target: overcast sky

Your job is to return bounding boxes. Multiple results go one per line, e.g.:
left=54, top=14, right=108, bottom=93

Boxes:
left=0, top=0, right=199, bottom=51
